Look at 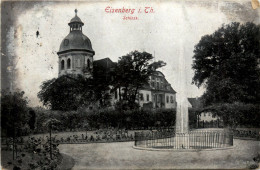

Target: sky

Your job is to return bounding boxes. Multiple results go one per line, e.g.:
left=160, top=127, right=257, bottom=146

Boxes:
left=2, top=0, right=259, bottom=107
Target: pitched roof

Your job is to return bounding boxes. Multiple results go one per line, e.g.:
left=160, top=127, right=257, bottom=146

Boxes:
left=140, top=71, right=176, bottom=94
left=93, top=58, right=116, bottom=69
left=92, top=58, right=177, bottom=94
left=188, top=97, right=202, bottom=108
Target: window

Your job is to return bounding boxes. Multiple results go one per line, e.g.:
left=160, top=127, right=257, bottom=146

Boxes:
left=61, top=60, right=65, bottom=70
left=151, top=82, right=155, bottom=87
left=76, top=58, right=81, bottom=67
left=114, top=90, right=117, bottom=98
left=87, top=59, right=90, bottom=68
left=140, top=93, right=144, bottom=101
left=170, top=96, right=174, bottom=103
left=166, top=96, right=169, bottom=103
left=146, top=94, right=149, bottom=101
left=156, top=82, right=160, bottom=89
left=67, top=58, right=71, bottom=69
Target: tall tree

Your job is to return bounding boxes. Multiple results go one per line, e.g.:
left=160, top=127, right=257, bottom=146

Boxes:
left=1, top=90, right=30, bottom=137
left=192, top=22, right=260, bottom=105
left=38, top=75, right=93, bottom=111
left=38, top=73, right=111, bottom=111
left=112, top=51, right=166, bottom=109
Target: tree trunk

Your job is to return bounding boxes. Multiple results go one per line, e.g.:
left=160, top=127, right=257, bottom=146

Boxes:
left=124, top=86, right=128, bottom=100
left=119, top=88, right=122, bottom=101
left=133, top=85, right=139, bottom=104
left=50, top=124, right=52, bottom=160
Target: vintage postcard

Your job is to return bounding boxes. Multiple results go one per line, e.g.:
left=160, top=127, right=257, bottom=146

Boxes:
left=1, top=0, right=260, bottom=169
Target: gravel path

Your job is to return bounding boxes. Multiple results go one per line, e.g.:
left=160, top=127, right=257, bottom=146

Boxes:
left=59, top=139, right=259, bottom=169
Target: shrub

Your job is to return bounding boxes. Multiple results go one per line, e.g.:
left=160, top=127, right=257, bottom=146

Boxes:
left=204, top=102, right=260, bottom=128
left=33, top=108, right=182, bottom=132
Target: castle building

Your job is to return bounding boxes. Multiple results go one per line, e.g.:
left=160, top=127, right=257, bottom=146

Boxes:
left=57, top=10, right=177, bottom=109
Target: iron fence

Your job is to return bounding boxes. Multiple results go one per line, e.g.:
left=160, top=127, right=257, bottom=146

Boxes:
left=134, top=130, right=233, bottom=149
left=232, top=129, right=260, bottom=140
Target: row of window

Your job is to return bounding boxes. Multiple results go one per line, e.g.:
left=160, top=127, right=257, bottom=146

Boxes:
left=151, top=81, right=170, bottom=90
left=166, top=96, right=174, bottom=103
left=61, top=59, right=71, bottom=70
left=202, top=112, right=213, bottom=117
left=70, top=24, right=82, bottom=31
left=139, top=93, right=174, bottom=104
left=61, top=58, right=91, bottom=70
left=139, top=93, right=150, bottom=101
left=114, top=91, right=151, bottom=102
left=114, top=90, right=174, bottom=104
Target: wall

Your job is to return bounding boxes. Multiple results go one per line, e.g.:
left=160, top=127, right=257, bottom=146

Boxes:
left=58, top=51, right=93, bottom=77
left=200, top=112, right=219, bottom=122
left=138, top=90, right=152, bottom=107
left=165, top=92, right=176, bottom=108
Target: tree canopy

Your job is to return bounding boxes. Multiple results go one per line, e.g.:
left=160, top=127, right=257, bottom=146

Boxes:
left=37, top=74, right=110, bottom=111
left=1, top=90, right=32, bottom=137
left=192, top=22, right=260, bottom=105
left=111, top=51, right=166, bottom=109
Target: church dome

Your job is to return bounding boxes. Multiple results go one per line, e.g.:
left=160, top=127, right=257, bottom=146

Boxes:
left=58, top=31, right=94, bottom=54
left=57, top=9, right=95, bottom=55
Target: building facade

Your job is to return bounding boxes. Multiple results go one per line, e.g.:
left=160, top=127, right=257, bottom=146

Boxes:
left=57, top=10, right=177, bottom=109
left=138, top=71, right=176, bottom=109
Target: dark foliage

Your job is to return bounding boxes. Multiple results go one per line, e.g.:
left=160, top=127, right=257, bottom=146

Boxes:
left=28, top=110, right=36, bottom=130
left=32, top=108, right=181, bottom=133
left=37, top=73, right=111, bottom=111
left=111, top=51, right=166, bottom=109
left=188, top=108, right=201, bottom=129
left=203, top=102, right=260, bottom=128
left=192, top=22, right=260, bottom=105
left=37, top=75, right=94, bottom=111
left=1, top=90, right=31, bottom=137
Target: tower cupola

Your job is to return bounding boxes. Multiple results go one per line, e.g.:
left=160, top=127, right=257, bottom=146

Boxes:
left=69, top=9, right=84, bottom=32
left=57, top=9, right=95, bottom=78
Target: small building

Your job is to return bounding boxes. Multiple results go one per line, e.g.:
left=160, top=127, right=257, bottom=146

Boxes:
left=188, top=97, right=223, bottom=128
left=139, top=71, right=176, bottom=109
left=111, top=71, right=177, bottom=109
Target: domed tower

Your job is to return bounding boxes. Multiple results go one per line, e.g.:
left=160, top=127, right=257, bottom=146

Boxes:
left=57, top=9, right=95, bottom=78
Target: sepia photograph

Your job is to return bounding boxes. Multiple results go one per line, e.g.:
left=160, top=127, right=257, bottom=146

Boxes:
left=1, top=0, right=260, bottom=169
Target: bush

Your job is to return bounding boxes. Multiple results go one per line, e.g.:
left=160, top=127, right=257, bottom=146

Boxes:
left=33, top=108, right=181, bottom=133
left=204, top=102, right=260, bottom=128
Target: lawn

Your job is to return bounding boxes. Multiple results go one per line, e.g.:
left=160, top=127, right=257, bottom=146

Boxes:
left=58, top=139, right=259, bottom=169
